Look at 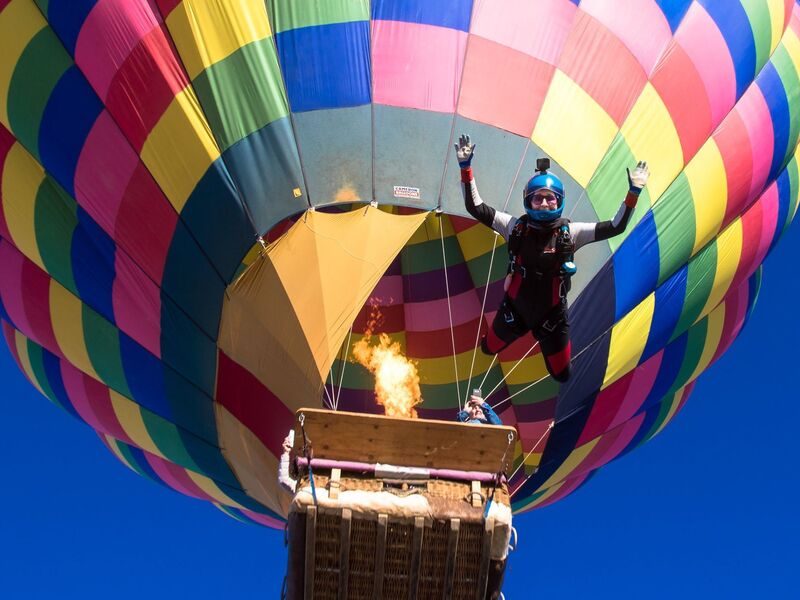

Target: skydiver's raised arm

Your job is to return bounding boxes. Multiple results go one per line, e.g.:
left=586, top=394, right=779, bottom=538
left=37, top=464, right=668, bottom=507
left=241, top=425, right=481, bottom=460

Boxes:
left=456, top=134, right=515, bottom=239
left=570, top=161, right=650, bottom=250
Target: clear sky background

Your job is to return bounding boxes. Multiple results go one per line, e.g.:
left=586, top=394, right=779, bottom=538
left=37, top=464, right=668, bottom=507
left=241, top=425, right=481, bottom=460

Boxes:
left=1, top=224, right=798, bottom=599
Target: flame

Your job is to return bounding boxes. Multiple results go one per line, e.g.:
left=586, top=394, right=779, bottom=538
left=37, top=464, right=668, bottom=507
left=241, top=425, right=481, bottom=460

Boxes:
left=352, top=305, right=421, bottom=418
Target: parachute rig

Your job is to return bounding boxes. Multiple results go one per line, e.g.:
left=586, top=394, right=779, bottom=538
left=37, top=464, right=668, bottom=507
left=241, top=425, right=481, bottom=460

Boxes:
left=283, top=408, right=517, bottom=600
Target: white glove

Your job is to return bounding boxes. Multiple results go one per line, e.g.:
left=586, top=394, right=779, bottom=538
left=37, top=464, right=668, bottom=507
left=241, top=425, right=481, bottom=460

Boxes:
left=455, top=134, right=475, bottom=168
left=627, top=161, right=649, bottom=194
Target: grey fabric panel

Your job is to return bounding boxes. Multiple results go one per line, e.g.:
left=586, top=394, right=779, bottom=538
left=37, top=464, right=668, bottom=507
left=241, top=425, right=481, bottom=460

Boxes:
left=293, top=106, right=373, bottom=207
left=373, top=105, right=452, bottom=209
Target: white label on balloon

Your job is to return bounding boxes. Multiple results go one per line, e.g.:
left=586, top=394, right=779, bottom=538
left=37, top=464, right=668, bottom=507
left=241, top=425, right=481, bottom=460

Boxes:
left=393, top=185, right=421, bottom=200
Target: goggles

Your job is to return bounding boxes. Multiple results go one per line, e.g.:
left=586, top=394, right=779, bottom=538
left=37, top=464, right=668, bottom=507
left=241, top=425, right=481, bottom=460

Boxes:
left=530, top=191, right=558, bottom=206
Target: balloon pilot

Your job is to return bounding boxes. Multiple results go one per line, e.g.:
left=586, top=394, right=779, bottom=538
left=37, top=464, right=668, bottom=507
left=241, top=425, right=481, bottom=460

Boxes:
left=457, top=388, right=503, bottom=425
left=456, top=134, right=650, bottom=382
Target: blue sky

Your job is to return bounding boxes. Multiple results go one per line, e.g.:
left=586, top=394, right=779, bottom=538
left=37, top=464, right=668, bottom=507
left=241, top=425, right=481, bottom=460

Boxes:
left=1, top=223, right=798, bottom=599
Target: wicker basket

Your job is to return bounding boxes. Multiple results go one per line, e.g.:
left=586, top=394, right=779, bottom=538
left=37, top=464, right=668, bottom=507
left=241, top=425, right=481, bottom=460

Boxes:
left=284, top=468, right=510, bottom=600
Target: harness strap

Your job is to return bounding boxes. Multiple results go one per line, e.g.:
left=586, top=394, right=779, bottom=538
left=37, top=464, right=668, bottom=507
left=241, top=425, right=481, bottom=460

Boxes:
left=507, top=216, right=574, bottom=280
left=535, top=303, right=567, bottom=337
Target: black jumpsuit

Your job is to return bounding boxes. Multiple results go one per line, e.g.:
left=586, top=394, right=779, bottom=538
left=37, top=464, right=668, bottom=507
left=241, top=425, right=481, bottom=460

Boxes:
left=460, top=167, right=638, bottom=382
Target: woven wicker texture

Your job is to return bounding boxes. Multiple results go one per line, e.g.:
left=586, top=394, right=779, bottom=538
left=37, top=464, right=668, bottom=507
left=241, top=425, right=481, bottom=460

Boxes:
left=452, top=522, right=485, bottom=600
left=417, top=519, right=450, bottom=600
left=297, top=511, right=493, bottom=599
left=383, top=520, right=414, bottom=599
left=347, top=517, right=377, bottom=597
left=312, top=512, right=342, bottom=598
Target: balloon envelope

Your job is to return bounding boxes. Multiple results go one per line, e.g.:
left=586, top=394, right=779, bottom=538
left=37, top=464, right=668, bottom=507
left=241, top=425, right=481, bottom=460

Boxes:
left=0, top=0, right=798, bottom=526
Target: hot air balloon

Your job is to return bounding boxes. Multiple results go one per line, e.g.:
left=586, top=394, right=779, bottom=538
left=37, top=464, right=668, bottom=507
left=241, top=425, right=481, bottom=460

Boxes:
left=1, top=0, right=799, bottom=575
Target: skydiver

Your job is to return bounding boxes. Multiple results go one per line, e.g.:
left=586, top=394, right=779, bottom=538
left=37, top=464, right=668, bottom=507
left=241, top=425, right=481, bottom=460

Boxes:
left=457, top=388, right=503, bottom=425
left=455, top=134, right=649, bottom=382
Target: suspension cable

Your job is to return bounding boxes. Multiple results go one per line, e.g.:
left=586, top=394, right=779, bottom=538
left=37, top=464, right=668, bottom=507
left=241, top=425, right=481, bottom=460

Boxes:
left=439, top=214, right=462, bottom=407
left=484, top=340, right=540, bottom=402
left=322, top=382, right=335, bottom=411
left=507, top=421, right=554, bottom=492
left=502, top=326, right=620, bottom=498
left=490, top=371, right=550, bottom=412
left=326, top=369, right=337, bottom=411
left=464, top=233, right=500, bottom=400
left=496, top=333, right=598, bottom=413
left=335, top=328, right=353, bottom=410
left=477, top=353, right=498, bottom=391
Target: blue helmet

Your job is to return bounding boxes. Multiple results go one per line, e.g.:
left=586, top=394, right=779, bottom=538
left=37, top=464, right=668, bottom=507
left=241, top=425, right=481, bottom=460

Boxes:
left=523, top=171, right=565, bottom=221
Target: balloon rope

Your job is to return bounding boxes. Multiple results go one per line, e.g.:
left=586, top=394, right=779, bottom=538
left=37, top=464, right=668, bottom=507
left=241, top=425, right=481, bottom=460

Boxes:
left=439, top=215, right=462, bottom=407
left=497, top=337, right=597, bottom=412
left=327, top=340, right=345, bottom=410
left=484, top=341, right=540, bottom=402
left=508, top=421, right=554, bottom=496
left=490, top=371, right=549, bottom=411
left=477, top=353, right=498, bottom=392
left=464, top=233, right=500, bottom=400
left=322, top=382, right=335, bottom=411
left=335, top=328, right=354, bottom=411
left=326, top=370, right=336, bottom=410
left=500, top=336, right=605, bottom=499
left=492, top=296, right=614, bottom=409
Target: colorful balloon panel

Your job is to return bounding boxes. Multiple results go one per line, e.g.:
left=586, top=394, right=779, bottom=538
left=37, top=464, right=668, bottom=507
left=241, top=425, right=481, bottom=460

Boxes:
left=0, top=0, right=798, bottom=528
